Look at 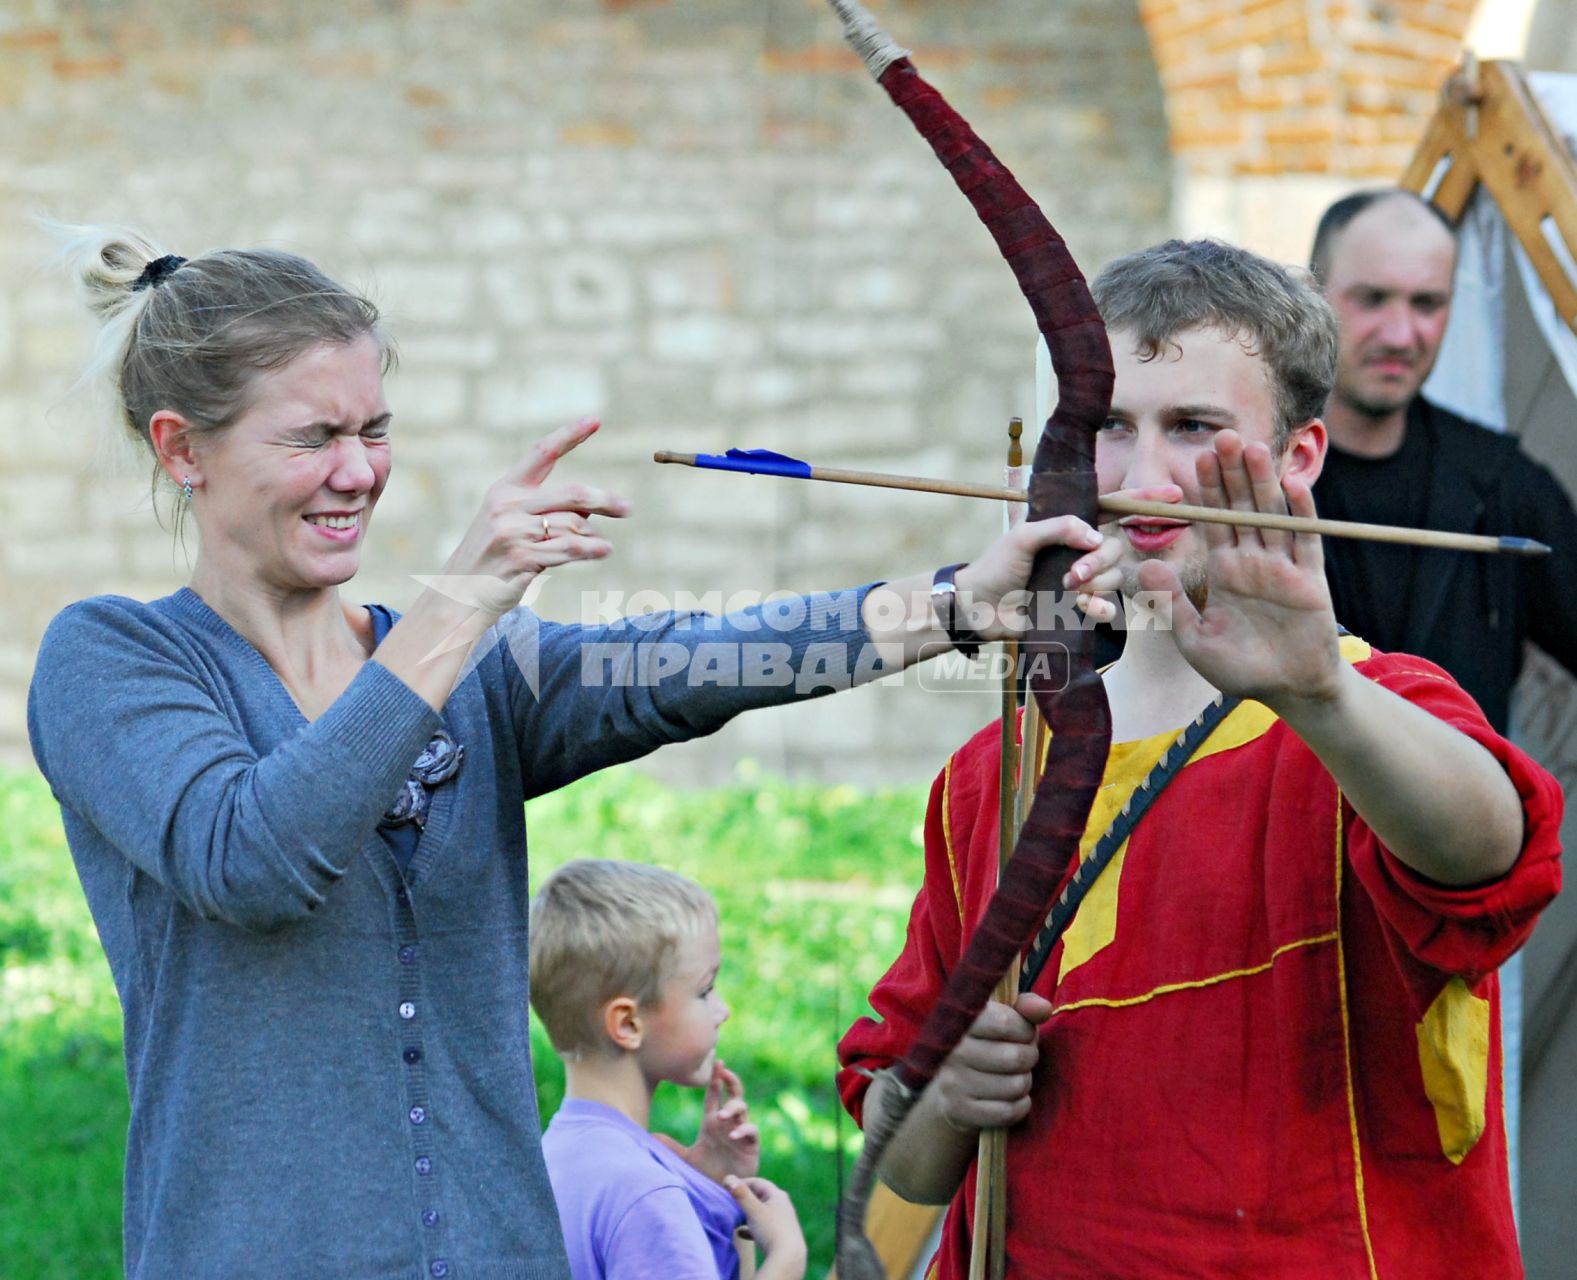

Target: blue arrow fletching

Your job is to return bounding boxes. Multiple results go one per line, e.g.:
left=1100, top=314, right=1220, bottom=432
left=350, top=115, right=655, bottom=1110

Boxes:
left=692, top=449, right=814, bottom=479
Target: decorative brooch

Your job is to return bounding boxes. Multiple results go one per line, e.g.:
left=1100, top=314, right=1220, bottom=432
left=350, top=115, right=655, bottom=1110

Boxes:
left=381, top=730, right=464, bottom=830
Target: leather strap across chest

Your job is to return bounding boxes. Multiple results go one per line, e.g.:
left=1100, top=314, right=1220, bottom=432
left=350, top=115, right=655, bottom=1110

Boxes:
left=1018, top=693, right=1243, bottom=995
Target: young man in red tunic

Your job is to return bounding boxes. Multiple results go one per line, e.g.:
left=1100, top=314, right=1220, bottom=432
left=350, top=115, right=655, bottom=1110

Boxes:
left=839, top=240, right=1563, bottom=1279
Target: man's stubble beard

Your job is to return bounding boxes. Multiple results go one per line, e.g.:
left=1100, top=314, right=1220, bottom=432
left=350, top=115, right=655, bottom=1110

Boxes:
left=1121, top=555, right=1209, bottom=616
left=1336, top=339, right=1440, bottom=421
left=1335, top=380, right=1413, bottom=420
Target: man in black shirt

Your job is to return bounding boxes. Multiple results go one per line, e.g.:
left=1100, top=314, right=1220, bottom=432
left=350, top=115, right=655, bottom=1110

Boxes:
left=1309, top=189, right=1577, bottom=732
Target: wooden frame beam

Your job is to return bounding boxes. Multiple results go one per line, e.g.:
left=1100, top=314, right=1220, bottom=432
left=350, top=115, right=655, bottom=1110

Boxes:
left=1402, top=58, right=1577, bottom=338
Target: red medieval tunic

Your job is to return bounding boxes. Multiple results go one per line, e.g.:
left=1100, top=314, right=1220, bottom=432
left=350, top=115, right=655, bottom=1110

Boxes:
left=839, top=639, right=1563, bottom=1279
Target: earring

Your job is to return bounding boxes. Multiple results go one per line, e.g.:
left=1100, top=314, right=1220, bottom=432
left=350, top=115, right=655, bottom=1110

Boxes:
left=181, top=476, right=193, bottom=502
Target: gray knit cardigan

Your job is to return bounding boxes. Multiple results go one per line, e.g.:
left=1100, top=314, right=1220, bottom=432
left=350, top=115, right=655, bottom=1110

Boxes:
left=28, top=585, right=878, bottom=1280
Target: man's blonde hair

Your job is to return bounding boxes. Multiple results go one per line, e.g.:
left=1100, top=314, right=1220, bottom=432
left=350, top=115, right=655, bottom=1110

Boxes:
left=530, top=860, right=717, bottom=1056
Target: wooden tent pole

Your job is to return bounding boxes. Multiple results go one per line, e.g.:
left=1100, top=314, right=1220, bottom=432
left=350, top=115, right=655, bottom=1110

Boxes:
left=1402, top=58, right=1577, bottom=339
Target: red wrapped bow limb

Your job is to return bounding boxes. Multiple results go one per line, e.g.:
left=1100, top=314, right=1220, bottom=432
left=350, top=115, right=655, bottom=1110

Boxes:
left=824, top=3, right=1114, bottom=1277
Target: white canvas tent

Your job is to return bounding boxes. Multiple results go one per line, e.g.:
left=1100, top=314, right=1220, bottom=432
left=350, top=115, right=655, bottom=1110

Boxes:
left=1408, top=63, right=1577, bottom=1280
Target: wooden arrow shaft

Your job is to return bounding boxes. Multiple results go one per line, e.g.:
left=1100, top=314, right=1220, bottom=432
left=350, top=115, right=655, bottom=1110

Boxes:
left=653, top=452, right=1549, bottom=557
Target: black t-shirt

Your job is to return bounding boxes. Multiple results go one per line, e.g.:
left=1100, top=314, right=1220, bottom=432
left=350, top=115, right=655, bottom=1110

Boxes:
left=1313, top=423, right=1432, bottom=654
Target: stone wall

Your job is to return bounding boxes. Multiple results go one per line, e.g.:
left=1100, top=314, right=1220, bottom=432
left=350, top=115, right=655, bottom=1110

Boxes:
left=0, top=0, right=1173, bottom=785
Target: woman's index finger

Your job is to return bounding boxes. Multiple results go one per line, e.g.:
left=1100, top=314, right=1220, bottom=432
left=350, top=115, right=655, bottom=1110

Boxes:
left=512, top=418, right=599, bottom=487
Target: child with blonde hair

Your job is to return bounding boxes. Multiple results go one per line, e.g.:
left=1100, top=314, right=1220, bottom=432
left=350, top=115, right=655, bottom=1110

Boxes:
left=531, top=860, right=806, bottom=1280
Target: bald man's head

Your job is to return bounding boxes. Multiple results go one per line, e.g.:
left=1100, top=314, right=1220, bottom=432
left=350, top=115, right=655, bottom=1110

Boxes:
left=1312, top=191, right=1457, bottom=423
left=1310, top=190, right=1457, bottom=286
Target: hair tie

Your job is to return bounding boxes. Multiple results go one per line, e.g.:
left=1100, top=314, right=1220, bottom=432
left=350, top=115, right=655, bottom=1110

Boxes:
left=132, top=254, right=187, bottom=292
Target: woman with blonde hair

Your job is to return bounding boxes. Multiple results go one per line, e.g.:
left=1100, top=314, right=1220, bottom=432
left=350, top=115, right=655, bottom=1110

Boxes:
left=26, top=227, right=1126, bottom=1278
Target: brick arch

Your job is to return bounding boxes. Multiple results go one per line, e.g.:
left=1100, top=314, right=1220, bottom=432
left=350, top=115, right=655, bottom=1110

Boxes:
left=1136, top=0, right=1478, bottom=180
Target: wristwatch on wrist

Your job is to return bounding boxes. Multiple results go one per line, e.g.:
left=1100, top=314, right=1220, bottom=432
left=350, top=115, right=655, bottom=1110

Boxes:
left=931, top=562, right=984, bottom=658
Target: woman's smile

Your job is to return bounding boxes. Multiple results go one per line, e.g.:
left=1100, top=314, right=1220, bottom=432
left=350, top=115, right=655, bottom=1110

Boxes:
left=304, top=510, right=364, bottom=540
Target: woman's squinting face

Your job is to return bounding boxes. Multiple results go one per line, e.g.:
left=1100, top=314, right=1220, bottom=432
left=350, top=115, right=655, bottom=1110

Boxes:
left=193, top=334, right=391, bottom=595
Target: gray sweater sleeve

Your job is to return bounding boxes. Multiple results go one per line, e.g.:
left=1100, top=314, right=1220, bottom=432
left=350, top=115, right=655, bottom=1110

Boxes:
left=493, top=585, right=888, bottom=798
left=27, top=598, right=439, bottom=931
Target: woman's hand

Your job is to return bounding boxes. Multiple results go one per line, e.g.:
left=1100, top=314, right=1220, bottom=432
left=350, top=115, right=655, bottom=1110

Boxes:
left=860, top=485, right=1181, bottom=669
left=439, top=418, right=631, bottom=624
left=379, top=418, right=630, bottom=709
left=957, top=484, right=1183, bottom=633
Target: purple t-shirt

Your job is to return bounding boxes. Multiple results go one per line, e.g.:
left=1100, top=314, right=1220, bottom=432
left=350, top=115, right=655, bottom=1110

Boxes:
left=542, top=1099, right=745, bottom=1280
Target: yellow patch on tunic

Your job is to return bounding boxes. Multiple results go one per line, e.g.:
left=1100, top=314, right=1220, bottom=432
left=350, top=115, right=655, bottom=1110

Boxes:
left=1052, top=635, right=1373, bottom=985
left=1415, top=976, right=1491, bottom=1164
left=1054, top=704, right=1273, bottom=983
left=1054, top=738, right=1157, bottom=982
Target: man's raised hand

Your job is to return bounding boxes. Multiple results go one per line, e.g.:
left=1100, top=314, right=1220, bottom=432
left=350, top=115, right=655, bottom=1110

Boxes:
left=1138, top=429, right=1342, bottom=708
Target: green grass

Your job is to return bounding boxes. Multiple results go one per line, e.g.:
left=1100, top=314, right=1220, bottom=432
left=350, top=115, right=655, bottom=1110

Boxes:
left=0, top=763, right=929, bottom=1277
left=0, top=769, right=129, bottom=1278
